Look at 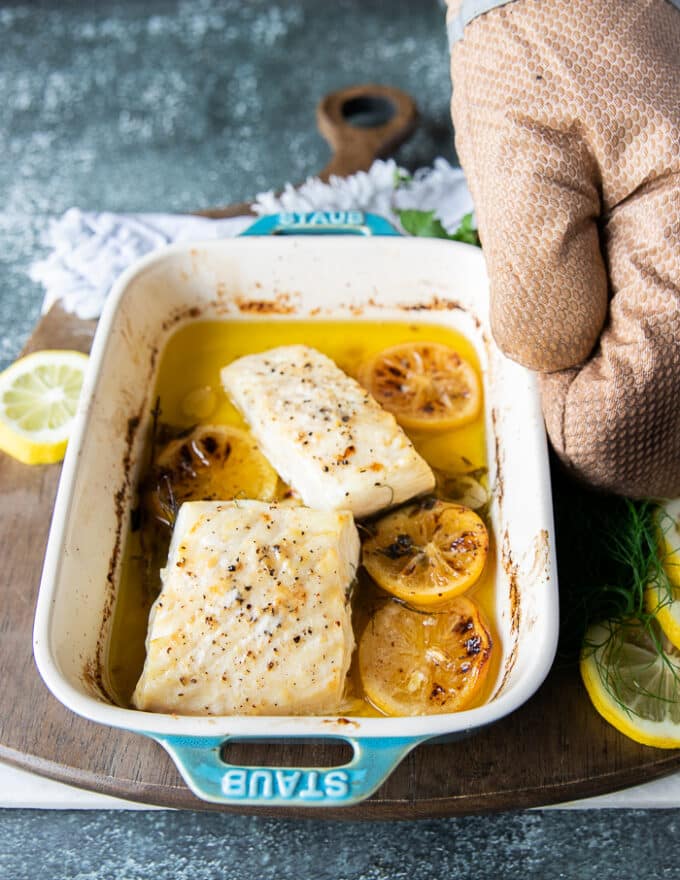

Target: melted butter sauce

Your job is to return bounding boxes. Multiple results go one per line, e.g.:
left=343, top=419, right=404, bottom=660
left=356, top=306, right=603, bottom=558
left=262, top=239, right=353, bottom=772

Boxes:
left=107, top=319, right=499, bottom=714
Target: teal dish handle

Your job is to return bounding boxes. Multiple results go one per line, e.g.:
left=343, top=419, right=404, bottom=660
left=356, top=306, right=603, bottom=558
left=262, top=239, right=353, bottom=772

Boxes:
left=150, top=733, right=427, bottom=807
left=240, top=211, right=400, bottom=237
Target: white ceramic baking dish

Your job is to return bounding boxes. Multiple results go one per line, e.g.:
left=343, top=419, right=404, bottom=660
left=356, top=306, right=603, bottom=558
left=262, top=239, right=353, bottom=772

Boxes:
left=34, top=211, right=558, bottom=808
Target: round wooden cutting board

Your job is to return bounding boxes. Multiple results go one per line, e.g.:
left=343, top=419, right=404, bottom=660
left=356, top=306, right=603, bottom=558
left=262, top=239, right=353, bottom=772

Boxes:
left=2, top=86, right=679, bottom=817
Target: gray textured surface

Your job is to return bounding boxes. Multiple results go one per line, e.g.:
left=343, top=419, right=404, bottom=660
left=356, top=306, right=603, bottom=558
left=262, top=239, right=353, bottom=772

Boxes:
left=1, top=808, right=679, bottom=879
left=0, top=0, right=676, bottom=874
left=0, top=0, right=453, bottom=370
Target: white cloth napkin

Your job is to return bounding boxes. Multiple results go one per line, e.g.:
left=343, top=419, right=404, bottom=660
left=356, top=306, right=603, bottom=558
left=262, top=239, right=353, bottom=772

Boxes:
left=29, top=158, right=473, bottom=321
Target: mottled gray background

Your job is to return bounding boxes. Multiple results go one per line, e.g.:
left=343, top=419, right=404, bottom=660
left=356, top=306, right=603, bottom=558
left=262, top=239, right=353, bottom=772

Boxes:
left=2, top=808, right=680, bottom=879
left=0, top=0, right=454, bottom=369
left=1, top=1, right=677, bottom=877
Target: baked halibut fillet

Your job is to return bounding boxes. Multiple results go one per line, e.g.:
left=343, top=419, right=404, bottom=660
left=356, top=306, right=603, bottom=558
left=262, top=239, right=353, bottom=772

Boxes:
left=133, top=500, right=359, bottom=715
left=221, top=345, right=435, bottom=518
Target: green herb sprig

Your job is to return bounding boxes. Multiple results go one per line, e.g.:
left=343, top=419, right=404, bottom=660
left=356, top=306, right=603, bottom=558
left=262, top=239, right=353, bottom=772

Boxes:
left=397, top=209, right=480, bottom=246
left=553, top=461, right=679, bottom=715
left=552, top=464, right=674, bottom=654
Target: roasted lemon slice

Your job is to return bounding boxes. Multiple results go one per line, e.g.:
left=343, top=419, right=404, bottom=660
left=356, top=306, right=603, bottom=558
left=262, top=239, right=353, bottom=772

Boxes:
left=0, top=349, right=89, bottom=465
left=358, top=341, right=481, bottom=432
left=362, top=499, right=489, bottom=606
left=580, top=618, right=680, bottom=748
left=645, top=498, right=680, bottom=649
left=358, top=596, right=492, bottom=715
left=146, top=424, right=278, bottom=526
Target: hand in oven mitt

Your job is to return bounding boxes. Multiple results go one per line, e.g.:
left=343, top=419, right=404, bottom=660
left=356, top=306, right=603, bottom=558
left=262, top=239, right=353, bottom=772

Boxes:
left=447, top=0, right=680, bottom=498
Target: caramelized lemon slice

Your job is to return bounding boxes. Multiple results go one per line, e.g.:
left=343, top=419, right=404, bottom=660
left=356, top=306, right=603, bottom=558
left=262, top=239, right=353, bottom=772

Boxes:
left=358, top=597, right=492, bottom=715
left=581, top=619, right=680, bottom=748
left=362, top=500, right=489, bottom=606
left=358, top=341, right=481, bottom=432
left=146, top=424, right=278, bottom=526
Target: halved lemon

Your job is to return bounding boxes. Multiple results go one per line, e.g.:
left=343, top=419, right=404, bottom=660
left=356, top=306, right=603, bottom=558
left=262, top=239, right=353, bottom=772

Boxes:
left=362, top=499, right=489, bottom=606
left=358, top=596, right=492, bottom=715
left=358, top=341, right=481, bottom=432
left=580, top=618, right=680, bottom=748
left=145, top=424, right=278, bottom=527
left=645, top=498, right=680, bottom=649
left=0, top=349, right=89, bottom=465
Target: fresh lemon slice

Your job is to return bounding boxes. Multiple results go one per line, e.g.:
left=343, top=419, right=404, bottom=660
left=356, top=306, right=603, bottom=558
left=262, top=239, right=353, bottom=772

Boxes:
left=358, top=341, right=481, bottom=432
left=358, top=596, right=492, bottom=715
left=362, top=499, right=489, bottom=607
left=580, top=618, right=680, bottom=748
left=645, top=498, right=680, bottom=649
left=145, top=424, right=279, bottom=527
left=0, top=349, right=89, bottom=465
left=646, top=590, right=680, bottom=653
left=657, top=497, right=680, bottom=588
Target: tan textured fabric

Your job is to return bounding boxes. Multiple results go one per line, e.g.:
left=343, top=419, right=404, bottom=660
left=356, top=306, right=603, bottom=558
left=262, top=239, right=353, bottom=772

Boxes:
left=447, top=0, right=680, bottom=498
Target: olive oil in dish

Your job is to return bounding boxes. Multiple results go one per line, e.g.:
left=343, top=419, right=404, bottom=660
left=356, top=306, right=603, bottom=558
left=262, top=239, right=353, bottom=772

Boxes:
left=106, top=319, right=498, bottom=715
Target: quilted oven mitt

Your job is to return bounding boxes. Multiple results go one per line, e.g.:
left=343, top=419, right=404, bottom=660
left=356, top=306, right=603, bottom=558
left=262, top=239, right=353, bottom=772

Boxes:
left=447, top=0, right=680, bottom=498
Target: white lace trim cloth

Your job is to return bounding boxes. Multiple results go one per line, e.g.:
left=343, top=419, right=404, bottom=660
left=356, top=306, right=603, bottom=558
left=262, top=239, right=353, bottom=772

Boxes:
left=30, top=158, right=473, bottom=321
